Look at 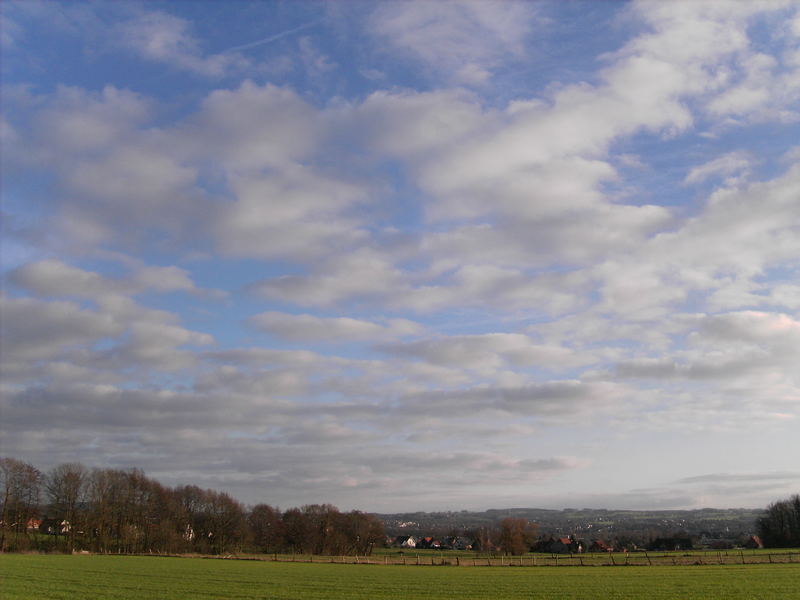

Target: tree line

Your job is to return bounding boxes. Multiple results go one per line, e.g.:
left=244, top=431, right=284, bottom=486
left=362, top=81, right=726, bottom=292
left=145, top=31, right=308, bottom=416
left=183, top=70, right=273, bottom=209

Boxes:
left=0, top=457, right=383, bottom=555
left=757, top=494, right=800, bottom=548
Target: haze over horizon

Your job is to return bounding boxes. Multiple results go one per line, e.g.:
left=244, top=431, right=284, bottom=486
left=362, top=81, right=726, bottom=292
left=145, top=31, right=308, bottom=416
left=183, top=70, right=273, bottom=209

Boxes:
left=2, top=0, right=799, bottom=513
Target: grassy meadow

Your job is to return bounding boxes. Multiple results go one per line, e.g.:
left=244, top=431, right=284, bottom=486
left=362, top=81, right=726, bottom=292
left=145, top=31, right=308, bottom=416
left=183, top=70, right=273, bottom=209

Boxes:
left=2, top=554, right=800, bottom=600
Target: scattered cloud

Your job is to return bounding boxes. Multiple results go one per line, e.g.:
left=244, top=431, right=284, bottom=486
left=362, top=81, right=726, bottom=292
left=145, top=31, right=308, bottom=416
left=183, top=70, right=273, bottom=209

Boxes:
left=684, top=151, right=754, bottom=185
left=368, top=0, right=536, bottom=85
left=2, top=0, right=798, bottom=511
left=117, top=9, right=248, bottom=77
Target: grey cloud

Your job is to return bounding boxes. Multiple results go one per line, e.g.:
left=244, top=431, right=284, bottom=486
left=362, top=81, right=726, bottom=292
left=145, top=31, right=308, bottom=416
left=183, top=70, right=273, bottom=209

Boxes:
left=615, top=310, right=800, bottom=382
left=395, top=381, right=621, bottom=420
left=193, top=365, right=310, bottom=398
left=676, top=472, right=800, bottom=485
left=699, top=311, right=800, bottom=346
left=380, top=333, right=592, bottom=373
left=667, top=471, right=800, bottom=505
left=9, top=259, right=201, bottom=298
left=614, top=354, right=771, bottom=381
left=355, top=452, right=584, bottom=480
left=0, top=295, right=121, bottom=360
left=616, top=359, right=680, bottom=379
left=204, top=347, right=340, bottom=368
left=0, top=383, right=300, bottom=432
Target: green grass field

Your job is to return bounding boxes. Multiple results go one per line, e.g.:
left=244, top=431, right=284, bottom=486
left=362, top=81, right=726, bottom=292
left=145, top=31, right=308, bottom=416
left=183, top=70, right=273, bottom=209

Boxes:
left=2, top=554, right=800, bottom=599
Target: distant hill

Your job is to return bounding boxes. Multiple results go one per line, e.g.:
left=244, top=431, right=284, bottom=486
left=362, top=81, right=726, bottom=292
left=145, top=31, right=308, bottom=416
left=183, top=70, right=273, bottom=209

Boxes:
left=377, top=507, right=763, bottom=540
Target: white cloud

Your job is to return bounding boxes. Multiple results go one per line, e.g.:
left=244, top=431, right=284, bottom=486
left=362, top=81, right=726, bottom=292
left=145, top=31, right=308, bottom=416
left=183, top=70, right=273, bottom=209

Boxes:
left=117, top=10, right=247, bottom=77
left=684, top=151, right=754, bottom=185
left=250, top=312, right=423, bottom=342
left=215, top=167, right=368, bottom=261
left=358, top=89, right=485, bottom=157
left=182, top=81, right=319, bottom=172
left=36, top=85, right=152, bottom=153
left=595, top=162, right=800, bottom=318
left=3, top=260, right=216, bottom=377
left=369, top=0, right=535, bottom=85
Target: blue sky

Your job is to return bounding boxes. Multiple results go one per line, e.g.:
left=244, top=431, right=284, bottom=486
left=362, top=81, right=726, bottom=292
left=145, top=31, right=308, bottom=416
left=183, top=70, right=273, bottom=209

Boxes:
left=2, top=0, right=799, bottom=512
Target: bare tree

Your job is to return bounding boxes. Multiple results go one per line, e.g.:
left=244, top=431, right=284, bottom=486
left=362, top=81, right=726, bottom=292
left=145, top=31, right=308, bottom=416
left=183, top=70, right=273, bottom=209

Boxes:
left=758, top=494, right=800, bottom=548
left=46, top=463, right=88, bottom=551
left=498, top=517, right=538, bottom=555
left=248, top=504, right=284, bottom=552
left=1, top=458, right=42, bottom=551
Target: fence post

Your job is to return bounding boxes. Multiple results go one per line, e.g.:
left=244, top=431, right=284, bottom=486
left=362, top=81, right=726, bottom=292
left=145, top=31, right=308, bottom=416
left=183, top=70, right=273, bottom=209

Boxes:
left=644, top=551, right=651, bottom=566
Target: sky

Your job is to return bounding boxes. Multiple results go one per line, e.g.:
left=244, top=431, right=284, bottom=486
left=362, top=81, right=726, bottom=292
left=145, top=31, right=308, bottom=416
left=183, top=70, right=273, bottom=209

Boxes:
left=1, top=0, right=799, bottom=513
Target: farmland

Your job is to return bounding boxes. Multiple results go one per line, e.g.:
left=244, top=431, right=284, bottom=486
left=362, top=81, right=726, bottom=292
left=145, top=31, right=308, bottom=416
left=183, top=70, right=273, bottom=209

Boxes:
left=2, top=554, right=800, bottom=599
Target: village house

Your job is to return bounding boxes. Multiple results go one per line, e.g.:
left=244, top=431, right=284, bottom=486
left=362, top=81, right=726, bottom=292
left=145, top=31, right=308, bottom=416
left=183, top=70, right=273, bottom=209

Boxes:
left=537, top=536, right=580, bottom=554
left=26, top=518, right=42, bottom=531
left=588, top=539, right=612, bottom=552
left=391, top=535, right=416, bottom=549
left=39, top=519, right=70, bottom=535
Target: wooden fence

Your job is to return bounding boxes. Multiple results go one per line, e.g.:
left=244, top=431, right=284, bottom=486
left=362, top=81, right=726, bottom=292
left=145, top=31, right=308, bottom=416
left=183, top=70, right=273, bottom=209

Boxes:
left=249, top=550, right=800, bottom=567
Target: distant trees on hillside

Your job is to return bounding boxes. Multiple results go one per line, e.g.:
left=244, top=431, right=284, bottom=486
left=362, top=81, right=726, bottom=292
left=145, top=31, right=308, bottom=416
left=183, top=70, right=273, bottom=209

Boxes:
left=757, top=494, right=800, bottom=548
left=0, top=457, right=384, bottom=555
